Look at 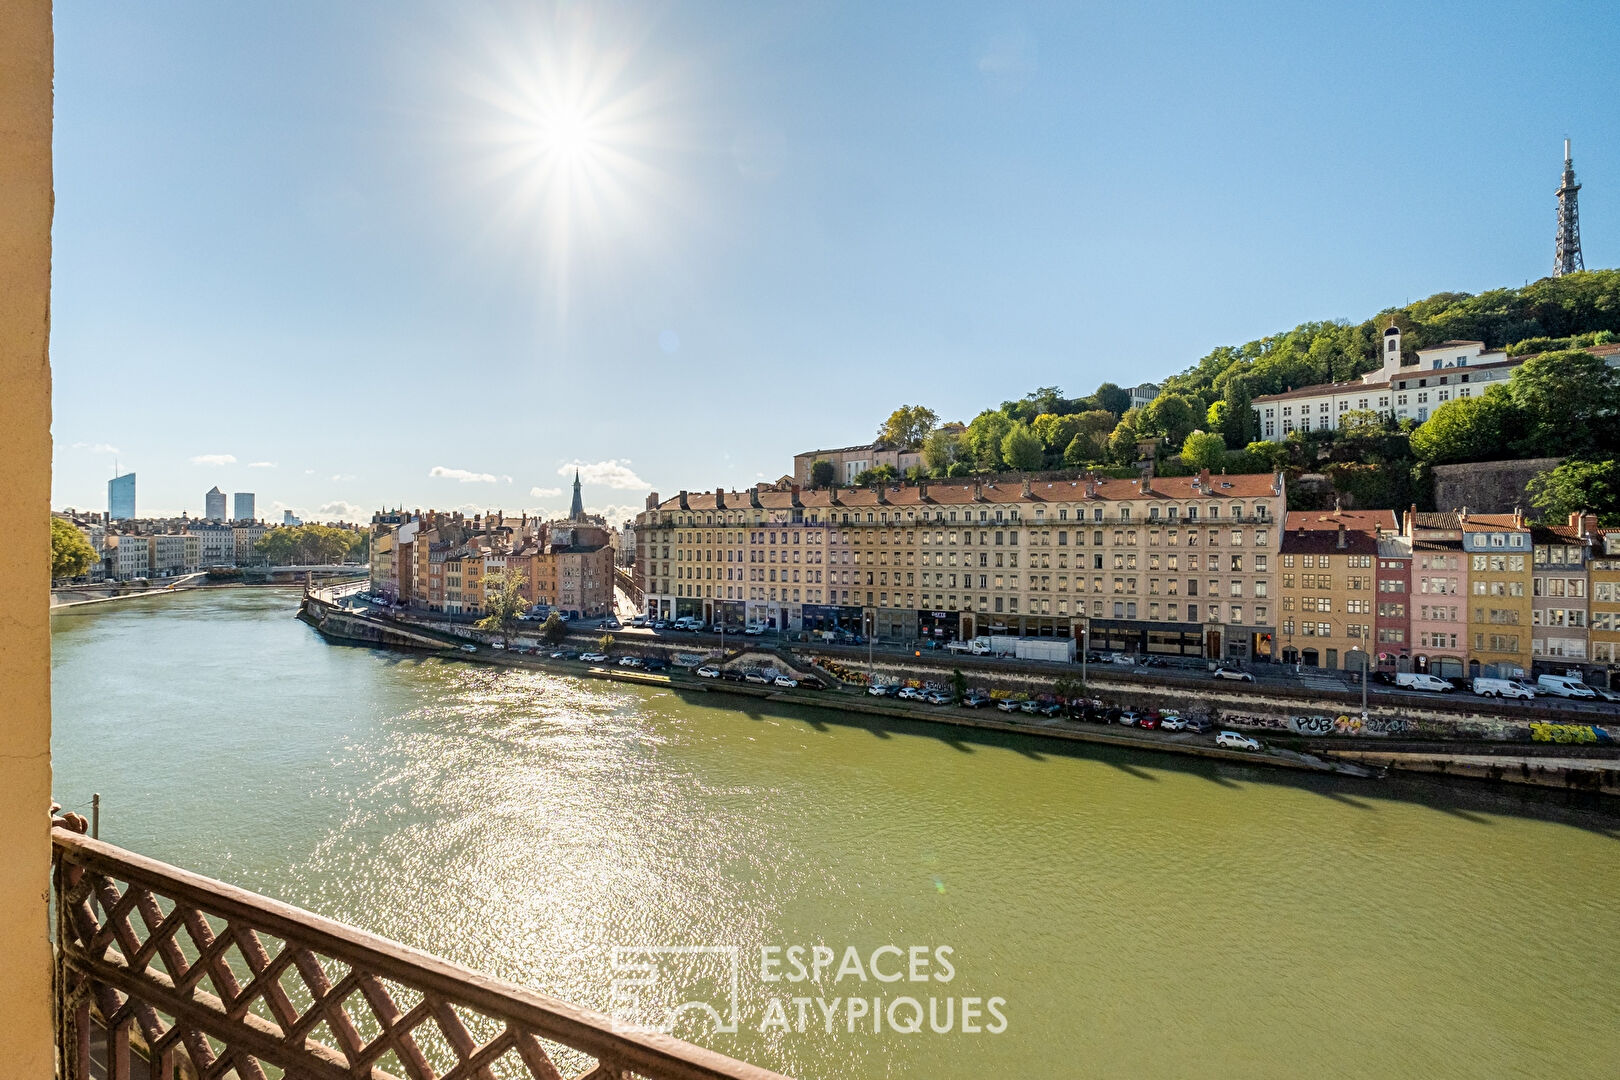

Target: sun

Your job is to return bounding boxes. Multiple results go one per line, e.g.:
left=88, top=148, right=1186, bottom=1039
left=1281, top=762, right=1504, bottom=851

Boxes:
left=538, top=106, right=597, bottom=164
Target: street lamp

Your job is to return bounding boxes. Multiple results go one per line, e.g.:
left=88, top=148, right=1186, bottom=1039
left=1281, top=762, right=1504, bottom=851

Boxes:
left=1079, top=616, right=1090, bottom=688
left=1351, top=644, right=1368, bottom=723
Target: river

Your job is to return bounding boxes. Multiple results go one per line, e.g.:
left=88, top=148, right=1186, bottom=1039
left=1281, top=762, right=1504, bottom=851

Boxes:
left=50, top=588, right=1619, bottom=1078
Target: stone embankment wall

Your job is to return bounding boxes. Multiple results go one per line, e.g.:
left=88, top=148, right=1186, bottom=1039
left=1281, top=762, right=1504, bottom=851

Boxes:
left=1432, top=457, right=1562, bottom=514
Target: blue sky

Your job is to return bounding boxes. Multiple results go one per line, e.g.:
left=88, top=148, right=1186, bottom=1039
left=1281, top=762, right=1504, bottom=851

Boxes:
left=50, top=1, right=1619, bottom=522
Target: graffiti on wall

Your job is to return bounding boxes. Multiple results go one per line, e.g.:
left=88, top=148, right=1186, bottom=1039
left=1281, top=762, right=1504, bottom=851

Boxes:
left=1287, top=715, right=1411, bottom=737
left=1528, top=722, right=1614, bottom=744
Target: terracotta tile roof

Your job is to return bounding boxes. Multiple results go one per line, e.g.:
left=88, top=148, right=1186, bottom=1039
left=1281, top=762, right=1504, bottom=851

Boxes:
left=1284, top=509, right=1397, bottom=533
left=1280, top=529, right=1379, bottom=556
left=649, top=473, right=1283, bottom=514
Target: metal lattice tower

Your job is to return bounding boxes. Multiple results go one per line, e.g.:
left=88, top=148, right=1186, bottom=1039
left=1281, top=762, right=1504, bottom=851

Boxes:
left=1555, top=137, right=1584, bottom=277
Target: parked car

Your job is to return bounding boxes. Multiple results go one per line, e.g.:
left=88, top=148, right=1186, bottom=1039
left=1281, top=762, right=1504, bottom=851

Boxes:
left=1160, top=714, right=1189, bottom=731
left=924, top=690, right=952, bottom=705
left=651, top=620, right=668, bottom=630
left=867, top=683, right=892, bottom=696
left=1186, top=717, right=1213, bottom=734
left=996, top=699, right=1022, bottom=713
left=1373, top=670, right=1397, bottom=685
left=1116, top=710, right=1139, bottom=726
left=774, top=676, right=799, bottom=688
left=1594, top=686, right=1620, bottom=703
left=1137, top=713, right=1160, bottom=729
left=946, top=638, right=991, bottom=655
left=961, top=691, right=993, bottom=708
left=1395, top=672, right=1455, bottom=693
left=1018, top=699, right=1041, bottom=714
left=603, top=618, right=621, bottom=630
left=1536, top=673, right=1597, bottom=699
left=1039, top=701, right=1064, bottom=717
left=578, top=651, right=608, bottom=663
left=1212, top=666, right=1253, bottom=682
left=617, top=656, right=643, bottom=667
left=1109, top=653, right=1135, bottom=665
left=743, top=671, right=770, bottom=684
left=629, top=616, right=648, bottom=628
left=1215, top=730, right=1262, bottom=751
left=644, top=658, right=669, bottom=672
left=1473, top=676, right=1534, bottom=699
left=897, top=686, right=924, bottom=701
left=744, top=624, right=766, bottom=636
left=692, top=664, right=720, bottom=679
left=490, top=642, right=506, bottom=650
left=459, top=643, right=478, bottom=653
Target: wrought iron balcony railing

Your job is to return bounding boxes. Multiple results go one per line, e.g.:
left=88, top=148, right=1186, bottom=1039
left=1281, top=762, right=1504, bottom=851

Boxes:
left=53, top=828, right=788, bottom=1080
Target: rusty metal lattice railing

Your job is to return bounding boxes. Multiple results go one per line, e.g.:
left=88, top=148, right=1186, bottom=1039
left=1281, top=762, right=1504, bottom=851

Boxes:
left=53, top=828, right=788, bottom=1080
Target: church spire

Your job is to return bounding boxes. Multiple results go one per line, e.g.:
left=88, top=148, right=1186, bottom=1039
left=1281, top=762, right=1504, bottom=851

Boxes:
left=569, top=468, right=585, bottom=521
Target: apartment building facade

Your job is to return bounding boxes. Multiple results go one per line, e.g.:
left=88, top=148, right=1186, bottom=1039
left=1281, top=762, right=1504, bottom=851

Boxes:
left=1457, top=513, right=1534, bottom=678
left=1530, top=518, right=1598, bottom=671
left=1589, top=533, right=1620, bottom=668
left=1277, top=510, right=1393, bottom=671
left=638, top=470, right=1287, bottom=661
left=1375, top=534, right=1413, bottom=669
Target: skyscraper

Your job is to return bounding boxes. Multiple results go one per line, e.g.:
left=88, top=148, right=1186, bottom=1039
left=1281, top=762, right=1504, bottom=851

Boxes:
left=107, top=472, right=136, bottom=521
left=205, top=486, right=226, bottom=521
left=569, top=468, right=585, bottom=521
left=233, top=492, right=255, bottom=522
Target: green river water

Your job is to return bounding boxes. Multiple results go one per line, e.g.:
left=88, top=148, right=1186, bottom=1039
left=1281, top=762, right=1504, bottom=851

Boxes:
left=50, top=588, right=1619, bottom=1078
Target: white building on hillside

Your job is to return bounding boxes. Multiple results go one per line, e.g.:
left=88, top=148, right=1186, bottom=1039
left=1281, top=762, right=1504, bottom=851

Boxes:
left=1251, top=323, right=1620, bottom=442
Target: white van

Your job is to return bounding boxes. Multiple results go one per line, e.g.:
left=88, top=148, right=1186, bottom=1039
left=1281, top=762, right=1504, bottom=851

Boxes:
left=1536, top=673, right=1597, bottom=699
left=945, top=639, right=990, bottom=655
left=1472, top=677, right=1533, bottom=700
left=1396, top=672, right=1454, bottom=693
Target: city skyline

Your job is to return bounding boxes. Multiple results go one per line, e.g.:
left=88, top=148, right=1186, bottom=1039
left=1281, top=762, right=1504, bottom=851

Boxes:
left=49, top=2, right=1619, bottom=520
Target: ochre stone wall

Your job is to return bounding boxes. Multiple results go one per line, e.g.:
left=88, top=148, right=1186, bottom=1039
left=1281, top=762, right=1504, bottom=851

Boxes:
left=1432, top=457, right=1562, bottom=515
left=0, top=0, right=56, bottom=1071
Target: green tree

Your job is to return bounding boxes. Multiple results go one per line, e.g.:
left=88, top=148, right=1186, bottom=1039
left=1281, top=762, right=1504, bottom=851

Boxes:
left=254, top=524, right=356, bottom=566
left=922, top=427, right=961, bottom=474
left=1409, top=386, right=1522, bottom=465
left=950, top=668, right=967, bottom=704
left=1138, top=393, right=1200, bottom=450
left=1242, top=440, right=1290, bottom=473
left=1107, top=412, right=1142, bottom=465
left=1506, top=349, right=1620, bottom=456
left=475, top=568, right=528, bottom=642
left=1032, top=413, right=1085, bottom=455
left=962, top=410, right=1013, bottom=471
left=809, top=459, right=836, bottom=489
left=1052, top=676, right=1086, bottom=704
left=876, top=404, right=938, bottom=448
left=1180, top=430, right=1227, bottom=471
left=1527, top=459, right=1620, bottom=523
left=597, top=633, right=616, bottom=655
left=540, top=612, right=568, bottom=645
left=1094, top=382, right=1132, bottom=417
left=1208, top=378, right=1255, bottom=447
left=1338, top=408, right=1387, bottom=440
left=1001, top=422, right=1044, bottom=471
left=51, top=518, right=98, bottom=580
left=853, top=464, right=898, bottom=486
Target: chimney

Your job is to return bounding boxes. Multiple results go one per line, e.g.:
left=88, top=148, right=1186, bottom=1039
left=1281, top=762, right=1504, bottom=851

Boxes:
left=1406, top=503, right=1417, bottom=536
left=1337, top=523, right=1347, bottom=549
left=750, top=485, right=762, bottom=509
left=877, top=485, right=889, bottom=505
left=1085, top=472, right=1097, bottom=498
left=972, top=480, right=984, bottom=502
left=1198, top=467, right=1212, bottom=490
left=645, top=491, right=660, bottom=512
left=791, top=484, right=802, bottom=507
left=1459, top=506, right=1469, bottom=522
left=1576, top=511, right=1599, bottom=538
left=918, top=480, right=930, bottom=501
left=1513, top=506, right=1524, bottom=528
left=829, top=487, right=840, bottom=505
left=678, top=490, right=689, bottom=511
left=1139, top=467, right=1152, bottom=494
left=1333, top=495, right=1342, bottom=514
left=1272, top=470, right=1285, bottom=497
left=1021, top=476, right=1032, bottom=499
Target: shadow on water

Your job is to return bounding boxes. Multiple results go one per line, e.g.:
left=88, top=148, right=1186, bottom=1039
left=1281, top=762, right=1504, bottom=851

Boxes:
left=656, top=683, right=1620, bottom=838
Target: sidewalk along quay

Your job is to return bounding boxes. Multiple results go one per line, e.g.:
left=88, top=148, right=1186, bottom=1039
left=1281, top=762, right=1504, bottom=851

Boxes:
left=298, top=590, right=1620, bottom=797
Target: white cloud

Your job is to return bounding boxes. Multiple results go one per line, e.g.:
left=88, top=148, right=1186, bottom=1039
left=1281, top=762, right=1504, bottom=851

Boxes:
left=557, top=459, right=649, bottom=491
left=529, top=486, right=563, bottom=498
left=431, top=466, right=498, bottom=484
left=72, top=441, right=120, bottom=455
left=247, top=461, right=277, bottom=469
left=318, top=501, right=365, bottom=520
left=502, top=474, right=513, bottom=484
left=191, top=453, right=237, bottom=466
left=585, top=503, right=640, bottom=524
